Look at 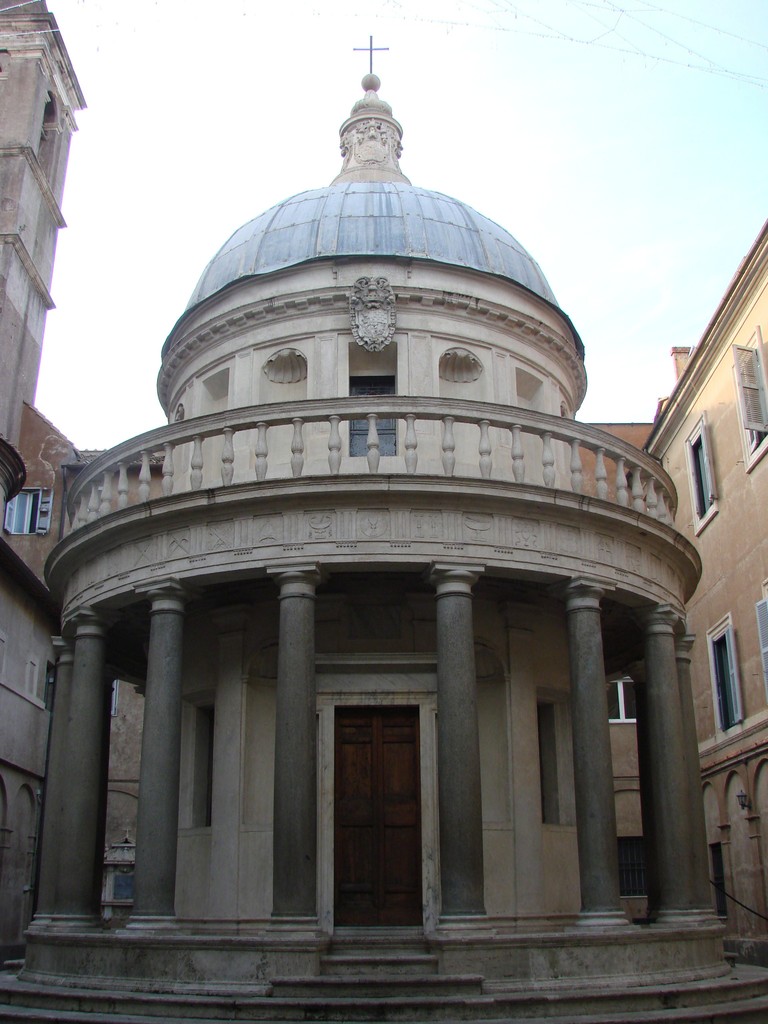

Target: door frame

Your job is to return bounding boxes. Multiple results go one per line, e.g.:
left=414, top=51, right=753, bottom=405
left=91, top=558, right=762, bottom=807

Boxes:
left=316, top=654, right=438, bottom=935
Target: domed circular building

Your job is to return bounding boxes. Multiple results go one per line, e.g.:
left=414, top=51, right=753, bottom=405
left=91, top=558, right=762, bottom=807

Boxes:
left=21, top=75, right=756, bottom=1021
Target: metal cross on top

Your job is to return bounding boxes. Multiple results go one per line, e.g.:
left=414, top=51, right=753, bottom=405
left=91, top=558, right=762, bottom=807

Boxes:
left=354, top=35, right=389, bottom=75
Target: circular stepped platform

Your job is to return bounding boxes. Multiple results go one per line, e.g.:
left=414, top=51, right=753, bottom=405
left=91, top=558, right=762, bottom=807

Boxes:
left=3, top=965, right=768, bottom=1022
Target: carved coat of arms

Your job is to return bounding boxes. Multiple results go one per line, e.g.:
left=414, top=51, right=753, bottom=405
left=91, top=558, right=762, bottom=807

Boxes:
left=349, top=276, right=396, bottom=351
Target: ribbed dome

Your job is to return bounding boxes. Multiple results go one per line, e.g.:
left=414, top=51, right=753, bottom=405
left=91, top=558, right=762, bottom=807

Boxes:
left=186, top=182, right=557, bottom=310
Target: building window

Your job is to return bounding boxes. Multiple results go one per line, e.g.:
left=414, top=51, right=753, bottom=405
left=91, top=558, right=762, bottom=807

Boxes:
left=537, top=702, right=560, bottom=824
left=734, top=337, right=768, bottom=463
left=110, top=679, right=120, bottom=717
left=192, top=705, right=215, bottom=827
left=707, top=618, right=743, bottom=731
left=3, top=487, right=52, bottom=535
left=710, top=842, right=727, bottom=917
left=686, top=416, right=717, bottom=528
left=756, top=599, right=768, bottom=697
left=607, top=677, right=636, bottom=721
left=617, top=836, right=646, bottom=897
left=349, top=375, right=396, bottom=457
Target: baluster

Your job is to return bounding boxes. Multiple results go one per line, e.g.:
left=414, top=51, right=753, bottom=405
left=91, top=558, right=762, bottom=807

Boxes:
left=328, top=416, right=341, bottom=475
left=645, top=476, right=658, bottom=518
left=404, top=414, right=418, bottom=475
left=511, top=424, right=525, bottom=483
left=479, top=420, right=492, bottom=479
left=76, top=493, right=88, bottom=527
left=542, top=432, right=555, bottom=487
left=139, top=451, right=152, bottom=502
left=162, top=443, right=174, bottom=497
left=221, top=428, right=234, bottom=486
left=658, top=490, right=672, bottom=523
left=255, top=422, right=268, bottom=481
left=190, top=437, right=203, bottom=491
left=117, top=461, right=129, bottom=509
left=569, top=439, right=583, bottom=493
left=631, top=466, right=645, bottom=512
left=98, top=470, right=113, bottom=516
left=291, top=418, right=304, bottom=478
left=87, top=482, right=100, bottom=523
left=366, top=414, right=381, bottom=474
left=441, top=416, right=456, bottom=477
left=595, top=447, right=608, bottom=500
left=616, top=458, right=629, bottom=507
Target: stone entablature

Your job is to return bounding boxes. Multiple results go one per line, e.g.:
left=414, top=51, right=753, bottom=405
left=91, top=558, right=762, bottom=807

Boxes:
left=47, top=477, right=699, bottom=622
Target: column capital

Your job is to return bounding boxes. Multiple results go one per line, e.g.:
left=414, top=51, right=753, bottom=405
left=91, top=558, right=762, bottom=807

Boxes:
left=135, top=579, right=191, bottom=615
left=51, top=635, right=75, bottom=666
left=66, top=606, right=107, bottom=640
left=639, top=603, right=681, bottom=636
left=429, top=563, right=484, bottom=596
left=268, top=564, right=321, bottom=599
left=564, top=577, right=606, bottom=612
left=674, top=632, right=696, bottom=660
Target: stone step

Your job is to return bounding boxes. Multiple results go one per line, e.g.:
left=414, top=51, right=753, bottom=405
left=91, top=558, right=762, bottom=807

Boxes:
left=320, top=952, right=439, bottom=976
left=271, top=971, right=479, bottom=997
left=5, top=995, right=768, bottom=1024
left=3, top=969, right=768, bottom=1023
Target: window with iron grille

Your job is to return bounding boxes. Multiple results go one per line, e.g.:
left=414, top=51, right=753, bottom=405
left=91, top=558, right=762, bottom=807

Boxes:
left=349, top=376, right=396, bottom=456
left=617, top=836, right=646, bottom=897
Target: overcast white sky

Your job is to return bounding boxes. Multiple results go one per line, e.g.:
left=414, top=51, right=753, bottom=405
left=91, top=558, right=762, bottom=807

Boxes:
left=26, top=0, right=768, bottom=449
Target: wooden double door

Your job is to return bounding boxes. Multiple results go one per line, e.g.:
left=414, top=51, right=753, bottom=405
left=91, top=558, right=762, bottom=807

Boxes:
left=334, top=707, right=423, bottom=926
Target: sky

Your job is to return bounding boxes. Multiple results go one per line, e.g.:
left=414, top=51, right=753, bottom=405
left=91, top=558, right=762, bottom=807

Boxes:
left=22, top=0, right=768, bottom=449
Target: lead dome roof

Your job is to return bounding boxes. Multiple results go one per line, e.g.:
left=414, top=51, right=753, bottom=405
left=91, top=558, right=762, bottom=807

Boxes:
left=187, top=181, right=557, bottom=310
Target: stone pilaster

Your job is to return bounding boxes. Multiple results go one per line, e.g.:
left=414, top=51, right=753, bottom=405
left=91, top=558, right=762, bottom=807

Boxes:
left=34, top=637, right=74, bottom=920
left=564, top=580, right=624, bottom=923
left=430, top=564, right=485, bottom=918
left=642, top=605, right=696, bottom=916
left=675, top=630, right=712, bottom=911
left=52, top=609, right=108, bottom=923
left=270, top=566, right=320, bottom=919
left=131, top=583, right=187, bottom=924
left=502, top=602, right=544, bottom=917
left=209, top=607, right=249, bottom=920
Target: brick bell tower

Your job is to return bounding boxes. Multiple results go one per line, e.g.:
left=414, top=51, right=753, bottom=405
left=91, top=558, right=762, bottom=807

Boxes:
left=0, top=0, right=84, bottom=452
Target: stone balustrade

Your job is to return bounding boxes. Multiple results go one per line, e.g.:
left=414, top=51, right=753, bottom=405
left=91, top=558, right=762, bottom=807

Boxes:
left=66, top=398, right=675, bottom=531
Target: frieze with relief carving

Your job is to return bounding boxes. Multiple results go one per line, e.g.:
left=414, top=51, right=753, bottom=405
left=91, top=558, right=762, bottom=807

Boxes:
left=349, top=276, right=396, bottom=351
left=56, top=501, right=692, bottom=619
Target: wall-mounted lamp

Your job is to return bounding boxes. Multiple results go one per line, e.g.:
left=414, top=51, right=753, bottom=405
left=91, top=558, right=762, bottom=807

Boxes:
left=736, top=790, right=752, bottom=812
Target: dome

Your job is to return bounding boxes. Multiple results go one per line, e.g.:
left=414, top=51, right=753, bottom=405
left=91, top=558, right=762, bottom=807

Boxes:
left=186, top=182, right=557, bottom=311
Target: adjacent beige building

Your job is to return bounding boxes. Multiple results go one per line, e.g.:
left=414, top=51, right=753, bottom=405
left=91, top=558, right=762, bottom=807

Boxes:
left=647, top=219, right=768, bottom=965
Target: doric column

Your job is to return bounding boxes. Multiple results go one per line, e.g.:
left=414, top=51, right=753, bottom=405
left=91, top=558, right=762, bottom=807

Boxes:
left=53, top=609, right=108, bottom=922
left=642, top=605, right=696, bottom=915
left=131, top=582, right=187, bottom=923
left=564, top=580, right=623, bottom=922
left=674, top=629, right=712, bottom=911
left=34, top=637, right=74, bottom=920
left=271, top=566, right=320, bottom=919
left=430, top=564, right=485, bottom=917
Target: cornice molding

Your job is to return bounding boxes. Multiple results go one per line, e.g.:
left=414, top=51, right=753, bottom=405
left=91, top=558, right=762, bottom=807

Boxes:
left=0, top=233, right=54, bottom=308
left=0, top=145, right=66, bottom=227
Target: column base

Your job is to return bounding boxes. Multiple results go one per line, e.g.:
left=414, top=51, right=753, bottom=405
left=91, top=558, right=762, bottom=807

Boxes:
left=574, top=909, right=630, bottom=928
left=27, top=913, right=102, bottom=933
left=652, top=907, right=722, bottom=926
